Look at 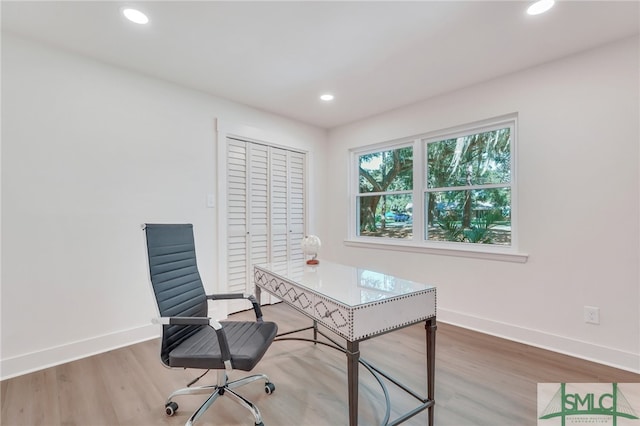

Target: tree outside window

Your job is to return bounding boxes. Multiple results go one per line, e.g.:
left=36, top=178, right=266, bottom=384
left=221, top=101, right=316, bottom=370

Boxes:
left=357, top=147, right=413, bottom=239
left=426, top=127, right=512, bottom=245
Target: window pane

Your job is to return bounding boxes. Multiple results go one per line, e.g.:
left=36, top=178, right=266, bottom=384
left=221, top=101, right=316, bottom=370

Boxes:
left=426, top=188, right=511, bottom=245
left=427, top=127, right=510, bottom=188
left=358, top=193, right=413, bottom=239
left=359, top=147, right=413, bottom=193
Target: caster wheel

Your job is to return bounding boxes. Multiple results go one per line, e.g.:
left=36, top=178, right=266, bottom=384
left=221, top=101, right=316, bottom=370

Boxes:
left=255, top=423, right=264, bottom=426
left=265, top=382, right=275, bottom=394
left=165, top=401, right=178, bottom=416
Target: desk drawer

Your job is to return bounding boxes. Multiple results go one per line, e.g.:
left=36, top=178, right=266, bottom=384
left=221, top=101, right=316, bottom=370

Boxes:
left=280, top=282, right=314, bottom=314
left=254, top=269, right=315, bottom=316
left=313, top=295, right=351, bottom=340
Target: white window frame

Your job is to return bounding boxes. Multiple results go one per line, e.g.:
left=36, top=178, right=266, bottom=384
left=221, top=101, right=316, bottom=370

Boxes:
left=347, top=114, right=528, bottom=263
left=354, top=140, right=415, bottom=239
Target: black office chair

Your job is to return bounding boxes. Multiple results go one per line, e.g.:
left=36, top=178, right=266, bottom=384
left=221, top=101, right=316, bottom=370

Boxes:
left=143, top=223, right=278, bottom=426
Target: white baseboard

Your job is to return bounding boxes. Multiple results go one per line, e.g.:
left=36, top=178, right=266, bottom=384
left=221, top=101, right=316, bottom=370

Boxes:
left=437, top=308, right=640, bottom=374
left=3, top=310, right=638, bottom=381
left=1, top=324, right=159, bottom=381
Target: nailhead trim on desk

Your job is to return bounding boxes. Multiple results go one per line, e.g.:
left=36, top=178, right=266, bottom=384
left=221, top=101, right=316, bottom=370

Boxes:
left=254, top=267, right=436, bottom=342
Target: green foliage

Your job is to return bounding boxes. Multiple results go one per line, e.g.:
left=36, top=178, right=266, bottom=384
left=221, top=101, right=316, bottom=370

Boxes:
left=436, top=215, right=465, bottom=242
left=436, top=209, right=503, bottom=244
left=463, top=227, right=492, bottom=244
left=359, top=147, right=413, bottom=232
left=426, top=127, right=511, bottom=240
left=359, top=147, right=413, bottom=193
left=427, top=128, right=511, bottom=188
left=358, top=127, right=512, bottom=243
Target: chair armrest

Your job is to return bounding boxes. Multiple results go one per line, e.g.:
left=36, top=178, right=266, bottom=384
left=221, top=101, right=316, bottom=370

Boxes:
left=151, top=316, right=233, bottom=370
left=206, top=293, right=264, bottom=322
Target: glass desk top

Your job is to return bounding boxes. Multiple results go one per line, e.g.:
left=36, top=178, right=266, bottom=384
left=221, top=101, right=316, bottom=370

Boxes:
left=255, top=259, right=435, bottom=308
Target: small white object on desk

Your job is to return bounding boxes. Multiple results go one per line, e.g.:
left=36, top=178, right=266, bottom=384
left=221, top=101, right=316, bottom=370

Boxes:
left=300, top=235, right=321, bottom=265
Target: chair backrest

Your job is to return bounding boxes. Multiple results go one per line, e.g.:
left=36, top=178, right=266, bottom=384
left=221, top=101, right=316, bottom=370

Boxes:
left=144, top=223, right=208, bottom=366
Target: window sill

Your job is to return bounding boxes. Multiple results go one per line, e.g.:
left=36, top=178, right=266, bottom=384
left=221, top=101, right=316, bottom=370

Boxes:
left=343, top=239, right=528, bottom=263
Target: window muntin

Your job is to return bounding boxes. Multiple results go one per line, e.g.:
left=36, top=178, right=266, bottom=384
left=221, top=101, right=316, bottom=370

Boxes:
left=350, top=115, right=516, bottom=253
left=357, top=147, right=413, bottom=239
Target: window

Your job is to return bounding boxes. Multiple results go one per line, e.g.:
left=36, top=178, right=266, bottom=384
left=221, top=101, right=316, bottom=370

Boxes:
left=357, top=146, right=413, bottom=239
left=425, top=126, right=512, bottom=245
left=349, top=114, right=518, bottom=258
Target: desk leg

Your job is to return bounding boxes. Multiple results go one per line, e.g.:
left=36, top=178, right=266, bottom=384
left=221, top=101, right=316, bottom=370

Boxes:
left=255, top=285, right=261, bottom=304
left=426, top=318, right=437, bottom=426
left=346, top=341, right=360, bottom=426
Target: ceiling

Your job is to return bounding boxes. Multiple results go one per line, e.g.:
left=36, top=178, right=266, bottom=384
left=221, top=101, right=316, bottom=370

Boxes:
left=2, top=1, right=639, bottom=129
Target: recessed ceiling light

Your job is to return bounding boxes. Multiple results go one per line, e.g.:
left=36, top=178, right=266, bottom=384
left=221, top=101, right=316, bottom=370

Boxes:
left=320, top=94, right=334, bottom=101
left=122, top=8, right=149, bottom=25
left=527, top=0, right=555, bottom=15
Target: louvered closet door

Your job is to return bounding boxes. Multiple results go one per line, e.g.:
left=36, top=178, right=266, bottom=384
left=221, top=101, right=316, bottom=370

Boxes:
left=269, top=148, right=289, bottom=263
left=225, top=138, right=306, bottom=310
left=226, top=139, right=249, bottom=295
left=226, top=139, right=270, bottom=311
left=248, top=144, right=269, bottom=272
left=270, top=148, right=306, bottom=263
left=288, top=151, right=306, bottom=263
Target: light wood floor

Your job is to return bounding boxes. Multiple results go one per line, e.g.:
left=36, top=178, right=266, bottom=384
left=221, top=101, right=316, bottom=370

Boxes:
left=2, top=303, right=639, bottom=426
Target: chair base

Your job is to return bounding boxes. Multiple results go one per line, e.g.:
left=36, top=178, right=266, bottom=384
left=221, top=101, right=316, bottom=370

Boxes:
left=165, top=370, right=274, bottom=426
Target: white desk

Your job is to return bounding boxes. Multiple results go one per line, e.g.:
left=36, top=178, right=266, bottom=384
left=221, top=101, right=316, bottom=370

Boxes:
left=254, top=260, right=437, bottom=426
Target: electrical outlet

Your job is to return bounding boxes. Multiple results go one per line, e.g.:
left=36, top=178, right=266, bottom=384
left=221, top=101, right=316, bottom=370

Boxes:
left=584, top=306, right=600, bottom=325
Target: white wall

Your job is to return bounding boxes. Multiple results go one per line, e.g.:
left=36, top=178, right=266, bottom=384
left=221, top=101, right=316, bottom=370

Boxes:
left=2, top=32, right=638, bottom=381
left=324, top=36, right=640, bottom=373
left=0, top=34, right=326, bottom=379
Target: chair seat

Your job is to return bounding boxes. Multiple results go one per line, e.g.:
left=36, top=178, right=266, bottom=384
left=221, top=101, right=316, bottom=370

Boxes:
left=169, top=321, right=278, bottom=371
